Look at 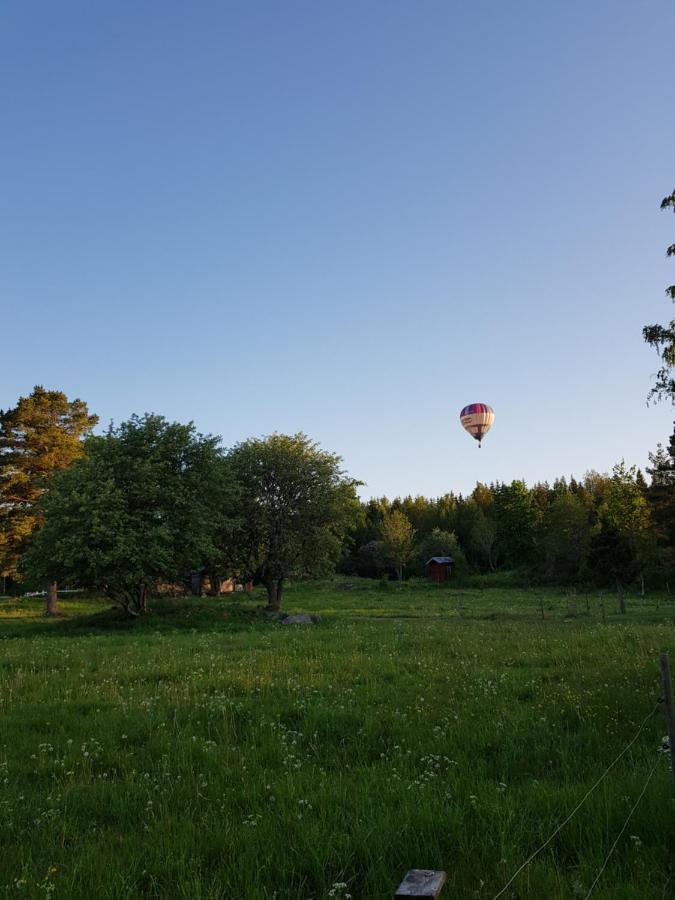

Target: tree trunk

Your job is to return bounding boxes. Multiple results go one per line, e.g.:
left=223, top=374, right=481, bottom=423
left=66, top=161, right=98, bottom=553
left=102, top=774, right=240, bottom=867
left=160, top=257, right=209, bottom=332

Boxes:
left=119, top=584, right=148, bottom=616
left=209, top=573, right=222, bottom=597
left=640, top=573, right=645, bottom=597
left=396, top=564, right=403, bottom=583
left=617, top=579, right=626, bottom=614
left=265, top=578, right=280, bottom=610
left=44, top=581, right=58, bottom=617
left=137, top=583, right=148, bottom=615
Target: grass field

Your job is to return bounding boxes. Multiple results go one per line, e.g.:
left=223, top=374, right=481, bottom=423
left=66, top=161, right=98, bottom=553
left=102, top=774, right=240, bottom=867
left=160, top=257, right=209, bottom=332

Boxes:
left=1, top=580, right=674, bottom=899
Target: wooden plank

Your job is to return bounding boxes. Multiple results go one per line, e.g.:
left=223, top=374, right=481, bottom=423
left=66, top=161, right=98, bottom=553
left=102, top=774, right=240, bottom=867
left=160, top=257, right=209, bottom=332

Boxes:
left=395, top=869, right=447, bottom=899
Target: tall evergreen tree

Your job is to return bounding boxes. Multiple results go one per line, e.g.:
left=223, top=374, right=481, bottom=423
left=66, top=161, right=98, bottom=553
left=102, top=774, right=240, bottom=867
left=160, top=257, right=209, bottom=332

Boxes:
left=0, top=386, right=98, bottom=614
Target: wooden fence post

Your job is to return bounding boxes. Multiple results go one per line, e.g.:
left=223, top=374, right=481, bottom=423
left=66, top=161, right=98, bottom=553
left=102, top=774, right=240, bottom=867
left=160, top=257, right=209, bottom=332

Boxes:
left=567, top=592, right=577, bottom=618
left=395, top=870, right=447, bottom=899
left=617, top=580, right=626, bottom=614
left=659, top=652, right=675, bottom=781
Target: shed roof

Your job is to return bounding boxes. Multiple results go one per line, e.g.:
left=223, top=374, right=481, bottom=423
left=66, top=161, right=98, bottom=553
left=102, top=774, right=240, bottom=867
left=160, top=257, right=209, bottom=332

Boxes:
left=426, top=556, right=454, bottom=565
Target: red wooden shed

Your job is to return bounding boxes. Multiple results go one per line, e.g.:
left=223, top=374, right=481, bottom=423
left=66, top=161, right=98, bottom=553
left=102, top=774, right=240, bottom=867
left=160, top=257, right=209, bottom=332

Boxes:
left=426, top=556, right=454, bottom=582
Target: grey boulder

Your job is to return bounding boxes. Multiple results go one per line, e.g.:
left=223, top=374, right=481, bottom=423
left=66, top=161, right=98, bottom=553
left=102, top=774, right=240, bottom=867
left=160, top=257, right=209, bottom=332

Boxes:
left=281, top=614, right=321, bottom=625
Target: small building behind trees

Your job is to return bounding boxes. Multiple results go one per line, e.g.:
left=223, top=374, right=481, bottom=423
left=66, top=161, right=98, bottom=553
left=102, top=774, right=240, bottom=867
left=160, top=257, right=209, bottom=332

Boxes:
left=189, top=572, right=237, bottom=596
left=187, top=572, right=255, bottom=596
left=426, top=556, right=454, bottom=582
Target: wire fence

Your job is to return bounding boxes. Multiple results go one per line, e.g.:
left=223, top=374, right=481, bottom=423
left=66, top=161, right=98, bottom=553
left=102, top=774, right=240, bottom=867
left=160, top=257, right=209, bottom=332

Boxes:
left=581, top=756, right=660, bottom=900
left=490, top=701, right=664, bottom=900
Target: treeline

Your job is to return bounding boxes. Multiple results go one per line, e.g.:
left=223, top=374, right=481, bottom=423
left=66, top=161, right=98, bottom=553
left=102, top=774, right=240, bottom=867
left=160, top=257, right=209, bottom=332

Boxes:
left=341, top=185, right=675, bottom=593
left=342, top=436, right=675, bottom=592
left=2, top=388, right=674, bottom=615
left=0, top=388, right=360, bottom=616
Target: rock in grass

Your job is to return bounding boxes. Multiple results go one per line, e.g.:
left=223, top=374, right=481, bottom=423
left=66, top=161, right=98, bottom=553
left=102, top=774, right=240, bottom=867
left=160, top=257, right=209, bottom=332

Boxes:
left=282, top=614, right=321, bottom=625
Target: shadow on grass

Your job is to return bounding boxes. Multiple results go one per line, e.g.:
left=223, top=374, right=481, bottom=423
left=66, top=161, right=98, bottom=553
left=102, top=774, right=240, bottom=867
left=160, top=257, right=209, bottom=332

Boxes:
left=0, top=596, right=264, bottom=639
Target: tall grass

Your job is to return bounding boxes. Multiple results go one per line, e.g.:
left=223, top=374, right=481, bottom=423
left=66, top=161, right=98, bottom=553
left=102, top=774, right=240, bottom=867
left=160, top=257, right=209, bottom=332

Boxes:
left=1, top=581, right=673, bottom=898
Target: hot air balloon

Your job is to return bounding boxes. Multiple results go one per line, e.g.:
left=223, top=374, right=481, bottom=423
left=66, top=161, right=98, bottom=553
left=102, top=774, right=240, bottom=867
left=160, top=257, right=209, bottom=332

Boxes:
left=460, top=403, right=494, bottom=447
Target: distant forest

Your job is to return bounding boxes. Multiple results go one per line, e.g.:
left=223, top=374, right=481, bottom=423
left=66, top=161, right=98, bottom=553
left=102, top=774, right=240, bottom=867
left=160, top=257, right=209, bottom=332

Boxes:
left=1, top=384, right=673, bottom=614
left=342, top=433, right=675, bottom=591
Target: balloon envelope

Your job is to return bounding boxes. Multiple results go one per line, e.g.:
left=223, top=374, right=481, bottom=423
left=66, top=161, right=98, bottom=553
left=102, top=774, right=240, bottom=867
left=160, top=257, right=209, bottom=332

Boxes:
left=460, top=403, right=494, bottom=446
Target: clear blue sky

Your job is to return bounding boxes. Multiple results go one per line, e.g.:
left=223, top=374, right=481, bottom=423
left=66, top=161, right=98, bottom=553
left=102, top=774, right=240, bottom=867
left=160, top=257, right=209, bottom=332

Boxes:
left=1, top=1, right=673, bottom=498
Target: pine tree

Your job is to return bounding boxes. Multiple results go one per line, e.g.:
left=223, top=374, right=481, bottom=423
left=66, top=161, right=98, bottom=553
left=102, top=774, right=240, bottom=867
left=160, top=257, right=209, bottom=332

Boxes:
left=0, top=386, right=98, bottom=614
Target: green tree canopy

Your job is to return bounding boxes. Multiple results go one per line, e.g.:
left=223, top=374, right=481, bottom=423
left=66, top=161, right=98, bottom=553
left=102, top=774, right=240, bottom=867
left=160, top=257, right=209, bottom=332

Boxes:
left=541, top=491, right=592, bottom=583
left=417, top=527, right=467, bottom=578
left=493, top=480, right=538, bottom=568
left=465, top=504, right=498, bottom=571
left=646, top=422, right=675, bottom=585
left=0, top=386, right=98, bottom=613
left=227, top=433, right=361, bottom=609
left=591, top=462, right=655, bottom=603
left=643, top=189, right=675, bottom=403
left=377, top=508, right=416, bottom=582
left=22, top=414, right=236, bottom=616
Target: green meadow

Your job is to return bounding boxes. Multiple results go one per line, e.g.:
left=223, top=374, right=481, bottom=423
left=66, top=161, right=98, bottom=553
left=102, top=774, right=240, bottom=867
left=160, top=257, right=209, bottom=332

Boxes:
left=1, top=581, right=673, bottom=899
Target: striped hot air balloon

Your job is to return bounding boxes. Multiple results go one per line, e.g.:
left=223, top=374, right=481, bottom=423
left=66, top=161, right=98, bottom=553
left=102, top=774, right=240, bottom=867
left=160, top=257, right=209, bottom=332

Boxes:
left=459, top=403, right=494, bottom=447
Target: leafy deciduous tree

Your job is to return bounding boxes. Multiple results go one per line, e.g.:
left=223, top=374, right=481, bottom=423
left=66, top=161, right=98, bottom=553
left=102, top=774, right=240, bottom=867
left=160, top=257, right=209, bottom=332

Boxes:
left=227, top=433, right=361, bottom=609
left=22, top=415, right=234, bottom=616
left=594, top=462, right=655, bottom=607
left=357, top=540, right=386, bottom=578
left=646, top=423, right=675, bottom=588
left=377, top=509, right=416, bottom=582
left=493, top=480, right=537, bottom=568
left=417, top=527, right=467, bottom=578
left=467, top=505, right=498, bottom=571
left=541, top=492, right=592, bottom=584
left=643, top=189, right=675, bottom=404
